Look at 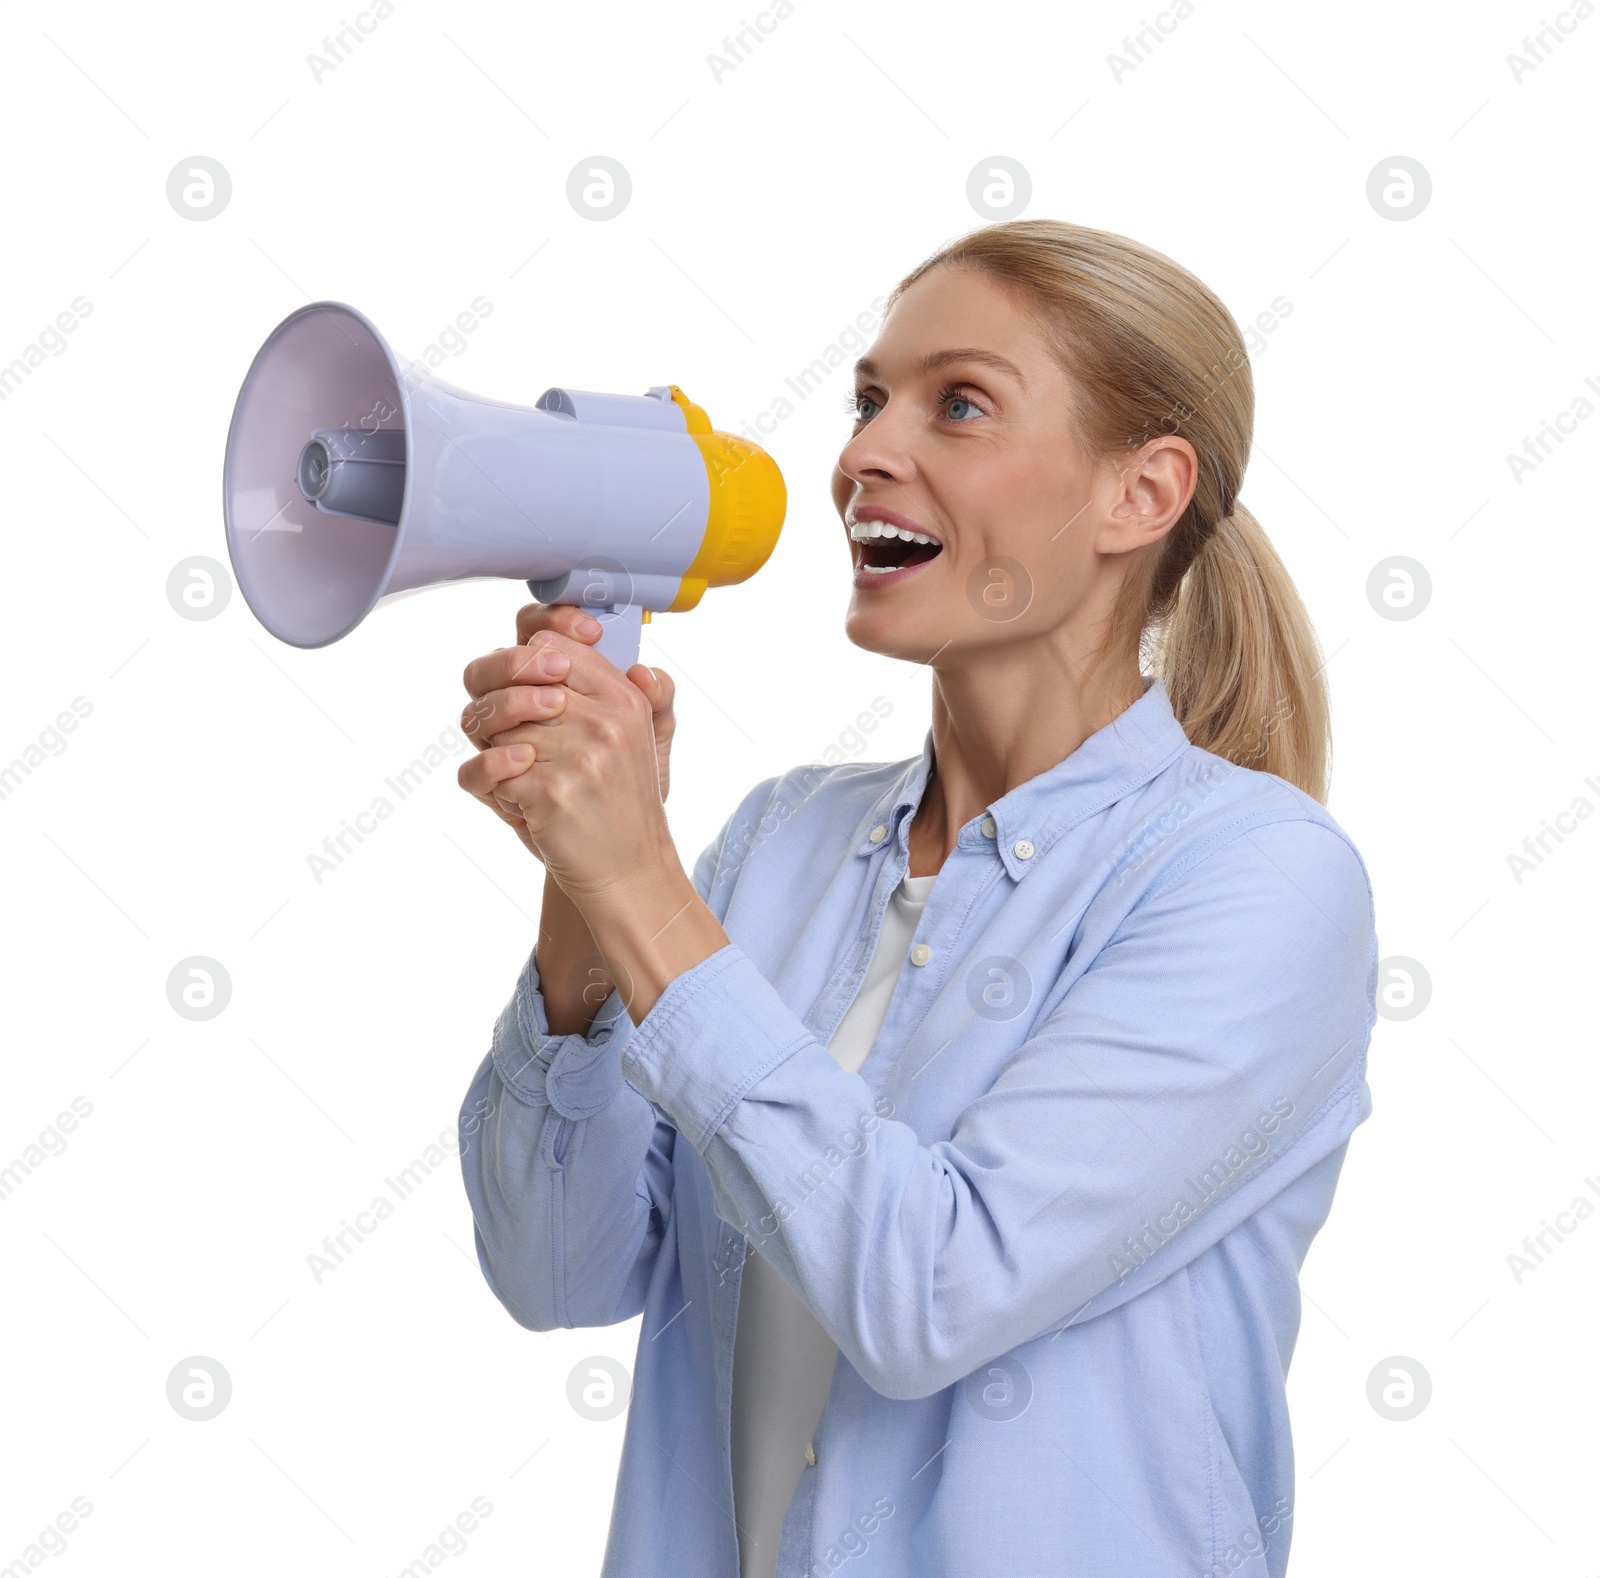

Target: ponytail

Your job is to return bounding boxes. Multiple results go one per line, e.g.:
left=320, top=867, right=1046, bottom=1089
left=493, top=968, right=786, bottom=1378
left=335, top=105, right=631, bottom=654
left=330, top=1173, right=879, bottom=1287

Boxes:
left=1149, top=503, right=1330, bottom=802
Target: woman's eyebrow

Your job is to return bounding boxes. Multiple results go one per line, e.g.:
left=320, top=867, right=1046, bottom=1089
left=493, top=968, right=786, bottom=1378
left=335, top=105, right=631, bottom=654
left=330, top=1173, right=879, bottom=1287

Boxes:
left=852, top=348, right=1028, bottom=390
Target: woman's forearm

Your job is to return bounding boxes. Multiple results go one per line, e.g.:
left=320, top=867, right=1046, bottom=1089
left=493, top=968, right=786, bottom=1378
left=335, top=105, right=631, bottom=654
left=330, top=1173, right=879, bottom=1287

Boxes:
left=572, top=861, right=731, bottom=1026
left=537, top=867, right=614, bottom=1036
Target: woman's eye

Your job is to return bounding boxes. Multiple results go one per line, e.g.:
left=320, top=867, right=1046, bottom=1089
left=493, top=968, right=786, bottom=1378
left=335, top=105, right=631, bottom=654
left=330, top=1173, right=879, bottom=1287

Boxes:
left=939, top=386, right=984, bottom=421
left=848, top=390, right=880, bottom=421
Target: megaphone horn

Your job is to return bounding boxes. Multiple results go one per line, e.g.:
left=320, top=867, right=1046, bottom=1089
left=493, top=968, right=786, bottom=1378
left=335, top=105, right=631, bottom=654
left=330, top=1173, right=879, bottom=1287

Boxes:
left=222, top=301, right=786, bottom=670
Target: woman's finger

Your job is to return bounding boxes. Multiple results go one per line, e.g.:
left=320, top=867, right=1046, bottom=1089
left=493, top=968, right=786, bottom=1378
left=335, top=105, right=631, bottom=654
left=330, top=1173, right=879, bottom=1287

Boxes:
left=466, top=622, right=638, bottom=705
left=461, top=682, right=567, bottom=748
left=626, top=662, right=675, bottom=717
left=518, top=628, right=632, bottom=701
left=458, top=742, right=536, bottom=799
left=462, top=640, right=571, bottom=704
left=516, top=600, right=605, bottom=650
left=486, top=686, right=616, bottom=762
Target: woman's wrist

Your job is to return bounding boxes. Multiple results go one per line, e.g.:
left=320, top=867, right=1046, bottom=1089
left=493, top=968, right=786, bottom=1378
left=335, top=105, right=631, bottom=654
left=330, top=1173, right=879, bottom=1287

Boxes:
left=536, top=867, right=611, bottom=1037
left=565, top=860, right=730, bottom=1026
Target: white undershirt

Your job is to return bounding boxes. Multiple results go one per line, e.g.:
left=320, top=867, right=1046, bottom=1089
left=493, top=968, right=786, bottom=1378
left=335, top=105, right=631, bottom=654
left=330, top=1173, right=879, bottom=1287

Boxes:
left=729, top=869, right=938, bottom=1578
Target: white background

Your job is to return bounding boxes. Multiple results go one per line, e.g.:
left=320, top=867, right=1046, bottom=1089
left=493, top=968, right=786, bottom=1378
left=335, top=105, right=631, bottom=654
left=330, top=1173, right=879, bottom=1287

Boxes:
left=1, top=0, right=1596, bottom=1572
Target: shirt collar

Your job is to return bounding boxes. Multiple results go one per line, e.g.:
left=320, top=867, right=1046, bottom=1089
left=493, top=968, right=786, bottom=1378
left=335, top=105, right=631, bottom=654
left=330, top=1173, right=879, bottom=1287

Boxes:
left=852, top=673, right=1191, bottom=880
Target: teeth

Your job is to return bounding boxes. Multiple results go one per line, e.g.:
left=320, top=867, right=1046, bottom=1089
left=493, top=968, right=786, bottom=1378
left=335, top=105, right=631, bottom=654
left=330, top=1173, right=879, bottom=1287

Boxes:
left=848, top=521, right=940, bottom=546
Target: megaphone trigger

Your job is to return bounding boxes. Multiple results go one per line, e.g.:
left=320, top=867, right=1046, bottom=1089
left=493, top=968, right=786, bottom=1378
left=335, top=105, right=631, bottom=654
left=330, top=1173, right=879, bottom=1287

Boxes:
left=592, top=602, right=646, bottom=674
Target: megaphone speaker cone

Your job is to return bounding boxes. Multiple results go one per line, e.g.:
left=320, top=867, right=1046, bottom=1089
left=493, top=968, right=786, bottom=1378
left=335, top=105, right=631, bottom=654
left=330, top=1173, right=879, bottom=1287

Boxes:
left=223, top=302, right=411, bottom=648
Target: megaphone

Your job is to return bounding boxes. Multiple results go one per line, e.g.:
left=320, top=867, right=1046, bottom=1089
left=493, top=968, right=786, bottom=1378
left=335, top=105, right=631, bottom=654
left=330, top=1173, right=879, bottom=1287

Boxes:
left=222, top=301, right=786, bottom=670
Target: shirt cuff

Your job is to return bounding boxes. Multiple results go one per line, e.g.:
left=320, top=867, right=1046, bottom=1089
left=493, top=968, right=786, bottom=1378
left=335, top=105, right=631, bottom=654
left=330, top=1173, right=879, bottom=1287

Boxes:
left=491, top=946, right=638, bottom=1120
left=620, top=943, right=812, bottom=1151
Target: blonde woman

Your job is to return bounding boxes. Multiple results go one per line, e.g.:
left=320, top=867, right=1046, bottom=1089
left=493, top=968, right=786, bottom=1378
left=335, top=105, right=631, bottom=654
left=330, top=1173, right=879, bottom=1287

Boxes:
left=456, top=220, right=1377, bottom=1578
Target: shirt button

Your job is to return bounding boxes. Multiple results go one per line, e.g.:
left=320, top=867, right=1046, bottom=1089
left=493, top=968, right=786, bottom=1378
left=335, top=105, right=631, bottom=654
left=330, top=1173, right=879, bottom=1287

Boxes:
left=868, top=824, right=888, bottom=844
left=805, top=1441, right=817, bottom=1466
left=980, top=816, right=997, bottom=838
left=1013, top=839, right=1035, bottom=860
left=910, top=943, right=932, bottom=966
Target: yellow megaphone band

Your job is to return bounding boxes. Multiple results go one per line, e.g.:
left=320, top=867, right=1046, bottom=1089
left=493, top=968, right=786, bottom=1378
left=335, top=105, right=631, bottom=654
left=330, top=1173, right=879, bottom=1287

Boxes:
left=665, top=386, right=787, bottom=614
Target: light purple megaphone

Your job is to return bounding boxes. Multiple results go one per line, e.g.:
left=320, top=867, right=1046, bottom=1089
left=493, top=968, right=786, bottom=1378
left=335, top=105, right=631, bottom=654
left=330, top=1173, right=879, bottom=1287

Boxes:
left=222, top=301, right=787, bottom=670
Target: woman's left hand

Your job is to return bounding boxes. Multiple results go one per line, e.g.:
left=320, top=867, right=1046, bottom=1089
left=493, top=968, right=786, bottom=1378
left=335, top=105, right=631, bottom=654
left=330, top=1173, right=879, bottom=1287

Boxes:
left=458, top=621, right=681, bottom=905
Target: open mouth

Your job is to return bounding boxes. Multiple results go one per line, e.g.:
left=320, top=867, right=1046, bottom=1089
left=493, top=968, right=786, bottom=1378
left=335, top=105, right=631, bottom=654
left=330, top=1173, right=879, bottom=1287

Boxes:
left=849, top=520, right=944, bottom=575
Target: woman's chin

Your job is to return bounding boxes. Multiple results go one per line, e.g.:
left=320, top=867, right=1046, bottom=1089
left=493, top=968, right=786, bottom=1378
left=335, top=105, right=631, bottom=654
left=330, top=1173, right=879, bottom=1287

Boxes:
left=844, top=602, right=945, bottom=662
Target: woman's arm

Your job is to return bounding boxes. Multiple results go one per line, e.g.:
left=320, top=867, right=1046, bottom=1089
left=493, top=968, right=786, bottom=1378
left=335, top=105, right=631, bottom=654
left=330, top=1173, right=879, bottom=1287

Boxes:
left=456, top=600, right=692, bottom=1329
left=457, top=817, right=735, bottom=1331
left=596, top=816, right=1378, bottom=1400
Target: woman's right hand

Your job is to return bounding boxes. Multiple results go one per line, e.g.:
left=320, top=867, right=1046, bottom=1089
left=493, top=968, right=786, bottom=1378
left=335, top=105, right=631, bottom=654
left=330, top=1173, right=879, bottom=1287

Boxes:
left=458, top=602, right=679, bottom=857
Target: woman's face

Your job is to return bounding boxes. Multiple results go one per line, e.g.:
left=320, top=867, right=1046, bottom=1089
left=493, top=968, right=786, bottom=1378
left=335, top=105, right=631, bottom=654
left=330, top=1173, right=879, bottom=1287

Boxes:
left=831, top=264, right=1189, bottom=667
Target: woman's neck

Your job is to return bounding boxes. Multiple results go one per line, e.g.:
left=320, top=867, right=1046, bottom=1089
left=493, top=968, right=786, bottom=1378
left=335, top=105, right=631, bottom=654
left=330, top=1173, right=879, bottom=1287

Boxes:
left=906, top=644, right=1145, bottom=878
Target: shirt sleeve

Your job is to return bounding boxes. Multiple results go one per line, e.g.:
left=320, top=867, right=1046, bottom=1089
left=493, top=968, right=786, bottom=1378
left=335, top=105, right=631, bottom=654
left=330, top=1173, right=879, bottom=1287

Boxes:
left=458, top=793, right=754, bottom=1330
left=618, top=816, right=1378, bottom=1401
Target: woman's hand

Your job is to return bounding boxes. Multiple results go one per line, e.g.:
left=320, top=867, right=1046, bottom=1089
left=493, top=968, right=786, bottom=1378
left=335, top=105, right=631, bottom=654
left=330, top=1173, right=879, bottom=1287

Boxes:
left=508, top=602, right=678, bottom=802
left=457, top=604, right=677, bottom=857
left=456, top=603, right=681, bottom=902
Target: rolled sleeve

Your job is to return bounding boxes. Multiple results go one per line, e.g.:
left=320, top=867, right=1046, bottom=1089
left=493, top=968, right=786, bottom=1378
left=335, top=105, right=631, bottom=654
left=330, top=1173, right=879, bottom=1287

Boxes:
left=492, top=945, right=638, bottom=1121
left=620, top=943, right=804, bottom=1149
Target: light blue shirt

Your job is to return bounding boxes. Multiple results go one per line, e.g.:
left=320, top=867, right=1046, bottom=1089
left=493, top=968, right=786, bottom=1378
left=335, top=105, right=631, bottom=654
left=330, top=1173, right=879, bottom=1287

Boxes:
left=458, top=673, right=1377, bottom=1578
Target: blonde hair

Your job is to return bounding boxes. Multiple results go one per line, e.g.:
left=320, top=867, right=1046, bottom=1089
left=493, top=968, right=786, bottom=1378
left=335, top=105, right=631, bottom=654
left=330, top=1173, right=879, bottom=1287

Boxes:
left=887, top=219, right=1332, bottom=803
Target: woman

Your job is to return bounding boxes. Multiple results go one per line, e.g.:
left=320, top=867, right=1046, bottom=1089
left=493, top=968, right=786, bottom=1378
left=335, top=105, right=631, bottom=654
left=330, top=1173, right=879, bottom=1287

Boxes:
left=455, top=219, right=1377, bottom=1578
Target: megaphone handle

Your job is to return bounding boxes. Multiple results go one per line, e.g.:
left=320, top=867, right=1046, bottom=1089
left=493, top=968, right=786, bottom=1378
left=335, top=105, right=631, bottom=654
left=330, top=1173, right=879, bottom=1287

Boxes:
left=590, top=603, right=644, bottom=673
left=523, top=580, right=645, bottom=671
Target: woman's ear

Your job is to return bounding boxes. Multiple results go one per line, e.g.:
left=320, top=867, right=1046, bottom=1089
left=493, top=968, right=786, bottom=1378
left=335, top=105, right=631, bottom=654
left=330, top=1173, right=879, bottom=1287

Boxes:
left=1097, top=436, right=1198, bottom=556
